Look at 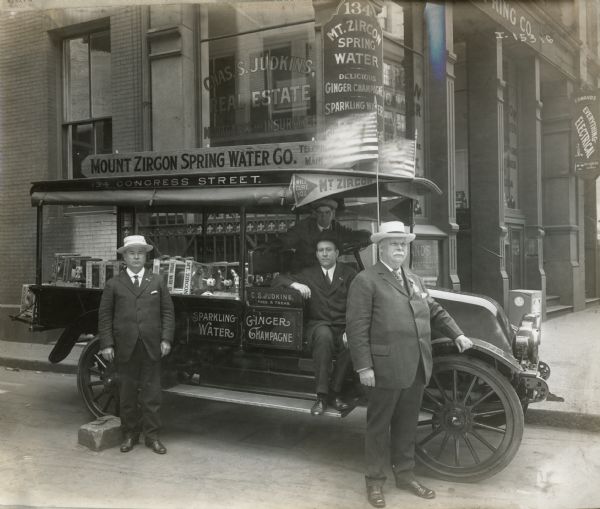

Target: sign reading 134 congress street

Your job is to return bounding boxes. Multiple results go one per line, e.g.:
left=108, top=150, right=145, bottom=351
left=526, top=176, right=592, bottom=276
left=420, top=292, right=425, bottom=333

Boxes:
left=322, top=0, right=384, bottom=121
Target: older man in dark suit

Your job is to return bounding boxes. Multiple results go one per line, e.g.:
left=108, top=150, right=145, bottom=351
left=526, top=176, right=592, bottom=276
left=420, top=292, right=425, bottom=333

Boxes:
left=98, top=235, right=175, bottom=455
left=346, top=222, right=472, bottom=507
left=274, top=233, right=357, bottom=415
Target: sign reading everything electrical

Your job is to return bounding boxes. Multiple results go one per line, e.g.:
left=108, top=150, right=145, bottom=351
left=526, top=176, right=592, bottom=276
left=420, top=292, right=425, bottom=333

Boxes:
left=574, top=94, right=600, bottom=179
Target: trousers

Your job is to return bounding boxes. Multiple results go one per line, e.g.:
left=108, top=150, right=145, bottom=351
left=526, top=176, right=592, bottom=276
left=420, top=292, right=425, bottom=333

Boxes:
left=311, top=324, right=352, bottom=395
left=365, top=360, right=426, bottom=485
left=117, top=339, right=162, bottom=440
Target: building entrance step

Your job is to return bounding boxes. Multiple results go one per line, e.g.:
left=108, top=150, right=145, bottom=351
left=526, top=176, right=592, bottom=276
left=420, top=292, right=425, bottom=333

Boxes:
left=546, top=295, right=561, bottom=306
left=546, top=303, right=573, bottom=320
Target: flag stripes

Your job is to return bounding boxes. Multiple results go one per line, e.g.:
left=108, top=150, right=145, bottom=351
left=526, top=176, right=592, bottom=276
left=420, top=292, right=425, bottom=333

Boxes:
left=321, top=110, right=416, bottom=178
left=321, top=110, right=379, bottom=168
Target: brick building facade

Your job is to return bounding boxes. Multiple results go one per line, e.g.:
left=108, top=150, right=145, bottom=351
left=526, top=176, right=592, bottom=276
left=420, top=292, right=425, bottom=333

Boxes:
left=1, top=1, right=599, bottom=340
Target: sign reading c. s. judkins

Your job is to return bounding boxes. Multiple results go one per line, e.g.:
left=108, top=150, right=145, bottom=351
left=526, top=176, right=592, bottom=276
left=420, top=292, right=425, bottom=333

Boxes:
left=81, top=143, right=313, bottom=178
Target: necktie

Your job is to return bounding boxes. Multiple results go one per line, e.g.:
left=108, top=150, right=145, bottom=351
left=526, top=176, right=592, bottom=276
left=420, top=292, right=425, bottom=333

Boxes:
left=393, top=269, right=405, bottom=290
left=133, top=275, right=139, bottom=287
left=327, top=269, right=332, bottom=284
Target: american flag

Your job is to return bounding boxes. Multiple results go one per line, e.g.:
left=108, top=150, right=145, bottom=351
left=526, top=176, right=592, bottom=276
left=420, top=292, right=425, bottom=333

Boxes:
left=320, top=110, right=416, bottom=178
left=320, top=110, right=379, bottom=168
left=378, top=135, right=416, bottom=178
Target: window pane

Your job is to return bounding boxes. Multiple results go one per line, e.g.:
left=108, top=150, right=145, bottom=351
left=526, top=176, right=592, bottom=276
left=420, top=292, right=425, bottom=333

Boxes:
left=206, top=1, right=314, bottom=39
left=66, top=37, right=90, bottom=121
left=90, top=30, right=112, bottom=118
left=382, top=60, right=407, bottom=140
left=385, top=1, right=405, bottom=38
left=95, top=119, right=112, bottom=154
left=72, top=123, right=93, bottom=179
left=202, top=23, right=316, bottom=145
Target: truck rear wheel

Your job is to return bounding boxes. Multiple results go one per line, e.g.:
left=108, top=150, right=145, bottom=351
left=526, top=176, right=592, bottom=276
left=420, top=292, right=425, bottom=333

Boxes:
left=77, top=335, right=119, bottom=418
left=416, top=355, right=524, bottom=482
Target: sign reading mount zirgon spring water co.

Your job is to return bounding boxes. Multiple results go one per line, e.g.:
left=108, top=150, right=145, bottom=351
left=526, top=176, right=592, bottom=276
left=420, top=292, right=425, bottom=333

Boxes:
left=81, top=143, right=311, bottom=178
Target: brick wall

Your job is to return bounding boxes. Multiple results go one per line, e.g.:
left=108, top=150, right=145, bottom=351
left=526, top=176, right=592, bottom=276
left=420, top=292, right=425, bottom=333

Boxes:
left=42, top=213, right=117, bottom=283
left=0, top=7, right=145, bottom=306
left=0, top=10, right=54, bottom=303
left=111, top=7, right=145, bottom=152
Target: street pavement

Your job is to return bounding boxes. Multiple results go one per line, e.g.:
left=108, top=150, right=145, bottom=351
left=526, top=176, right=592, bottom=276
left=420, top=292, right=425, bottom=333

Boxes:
left=1, top=306, right=599, bottom=430
left=1, top=368, right=599, bottom=509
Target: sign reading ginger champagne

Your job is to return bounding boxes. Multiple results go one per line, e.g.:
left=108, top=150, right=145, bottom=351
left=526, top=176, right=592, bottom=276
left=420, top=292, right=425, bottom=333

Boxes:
left=323, top=0, right=384, bottom=122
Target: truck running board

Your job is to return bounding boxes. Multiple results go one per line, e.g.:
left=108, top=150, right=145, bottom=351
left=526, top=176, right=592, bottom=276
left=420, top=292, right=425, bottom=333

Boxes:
left=164, top=384, right=351, bottom=418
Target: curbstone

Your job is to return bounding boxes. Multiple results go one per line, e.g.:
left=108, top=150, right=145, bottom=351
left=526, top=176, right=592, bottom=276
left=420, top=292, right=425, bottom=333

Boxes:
left=78, top=415, right=122, bottom=451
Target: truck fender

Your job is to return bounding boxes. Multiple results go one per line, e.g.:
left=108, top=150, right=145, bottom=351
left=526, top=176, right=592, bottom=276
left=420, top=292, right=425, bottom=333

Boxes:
left=431, top=337, right=522, bottom=377
left=49, top=309, right=99, bottom=364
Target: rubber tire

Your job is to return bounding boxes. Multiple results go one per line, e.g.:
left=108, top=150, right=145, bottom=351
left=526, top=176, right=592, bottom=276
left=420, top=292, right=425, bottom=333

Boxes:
left=416, top=355, right=524, bottom=483
left=76, top=336, right=119, bottom=418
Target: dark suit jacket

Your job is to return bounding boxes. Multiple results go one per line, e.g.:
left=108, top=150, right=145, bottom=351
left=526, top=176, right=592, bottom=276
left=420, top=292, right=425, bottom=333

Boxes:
left=98, top=270, right=175, bottom=363
left=274, top=262, right=357, bottom=343
left=280, top=217, right=370, bottom=271
left=346, top=262, right=463, bottom=389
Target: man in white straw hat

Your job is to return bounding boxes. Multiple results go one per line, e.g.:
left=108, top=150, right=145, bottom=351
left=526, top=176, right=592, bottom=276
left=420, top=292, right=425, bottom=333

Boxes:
left=98, top=235, right=174, bottom=455
left=346, top=221, right=472, bottom=507
left=279, top=198, right=370, bottom=272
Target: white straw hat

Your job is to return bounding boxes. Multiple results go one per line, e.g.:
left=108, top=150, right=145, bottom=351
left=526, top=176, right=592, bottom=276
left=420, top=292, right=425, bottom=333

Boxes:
left=370, top=221, right=416, bottom=244
left=117, top=235, right=153, bottom=254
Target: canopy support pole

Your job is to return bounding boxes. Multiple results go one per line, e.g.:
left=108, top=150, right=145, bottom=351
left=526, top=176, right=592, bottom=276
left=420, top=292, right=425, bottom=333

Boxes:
left=239, top=206, right=247, bottom=307
left=36, top=204, right=43, bottom=285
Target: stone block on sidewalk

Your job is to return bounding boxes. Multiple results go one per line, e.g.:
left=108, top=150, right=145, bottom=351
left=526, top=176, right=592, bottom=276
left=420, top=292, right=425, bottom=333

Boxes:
left=78, top=415, right=122, bottom=451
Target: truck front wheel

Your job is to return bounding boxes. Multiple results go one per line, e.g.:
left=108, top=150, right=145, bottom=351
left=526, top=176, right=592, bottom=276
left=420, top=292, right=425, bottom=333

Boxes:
left=416, top=355, right=524, bottom=482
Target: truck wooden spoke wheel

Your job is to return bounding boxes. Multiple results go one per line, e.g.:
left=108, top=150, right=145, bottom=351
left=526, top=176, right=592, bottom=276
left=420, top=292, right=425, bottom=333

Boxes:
left=416, top=355, right=524, bottom=482
left=77, top=336, right=120, bottom=418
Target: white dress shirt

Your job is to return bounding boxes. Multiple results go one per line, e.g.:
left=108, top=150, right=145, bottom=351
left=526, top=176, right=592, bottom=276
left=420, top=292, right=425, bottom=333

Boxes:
left=322, top=264, right=336, bottom=283
left=126, top=267, right=145, bottom=285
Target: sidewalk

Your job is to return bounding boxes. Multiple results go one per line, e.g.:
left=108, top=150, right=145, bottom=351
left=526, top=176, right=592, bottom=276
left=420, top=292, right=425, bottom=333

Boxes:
left=1, top=306, right=599, bottom=430
left=525, top=305, right=600, bottom=431
left=0, top=339, right=82, bottom=374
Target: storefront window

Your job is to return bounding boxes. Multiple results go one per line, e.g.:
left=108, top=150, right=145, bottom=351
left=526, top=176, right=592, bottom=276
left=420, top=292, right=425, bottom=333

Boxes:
left=381, top=2, right=423, bottom=177
left=411, top=238, right=440, bottom=287
left=200, top=1, right=316, bottom=146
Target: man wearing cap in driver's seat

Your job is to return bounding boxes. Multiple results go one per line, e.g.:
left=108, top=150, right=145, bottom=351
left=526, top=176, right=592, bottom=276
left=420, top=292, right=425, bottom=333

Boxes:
left=280, top=198, right=370, bottom=272
left=98, top=235, right=174, bottom=455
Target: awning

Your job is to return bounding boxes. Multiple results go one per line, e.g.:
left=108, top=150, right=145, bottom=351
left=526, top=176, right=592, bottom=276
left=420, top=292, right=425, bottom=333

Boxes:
left=31, top=186, right=294, bottom=208
left=30, top=172, right=441, bottom=209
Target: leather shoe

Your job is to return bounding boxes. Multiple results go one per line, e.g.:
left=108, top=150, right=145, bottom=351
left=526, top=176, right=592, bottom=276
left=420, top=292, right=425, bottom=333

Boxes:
left=395, top=479, right=435, bottom=499
left=310, top=397, right=327, bottom=415
left=366, top=485, right=386, bottom=508
left=120, top=435, right=139, bottom=453
left=145, top=438, right=167, bottom=454
left=330, top=395, right=351, bottom=412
